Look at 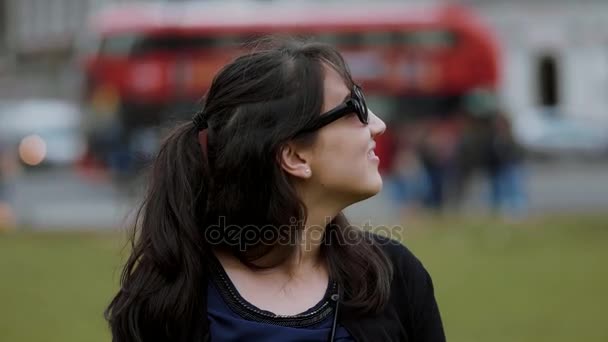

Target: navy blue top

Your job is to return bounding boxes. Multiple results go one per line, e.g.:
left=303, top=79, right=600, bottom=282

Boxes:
left=206, top=258, right=353, bottom=341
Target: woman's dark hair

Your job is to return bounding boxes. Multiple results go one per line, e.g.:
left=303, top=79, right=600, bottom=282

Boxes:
left=105, top=37, right=393, bottom=341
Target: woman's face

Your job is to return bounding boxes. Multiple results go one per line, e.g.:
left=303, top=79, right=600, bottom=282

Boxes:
left=308, top=66, right=386, bottom=204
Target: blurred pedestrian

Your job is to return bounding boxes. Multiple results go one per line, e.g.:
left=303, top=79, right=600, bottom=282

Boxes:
left=385, top=122, right=430, bottom=216
left=0, top=135, right=19, bottom=229
left=454, top=89, right=527, bottom=216
left=417, top=117, right=461, bottom=211
left=486, top=111, right=527, bottom=216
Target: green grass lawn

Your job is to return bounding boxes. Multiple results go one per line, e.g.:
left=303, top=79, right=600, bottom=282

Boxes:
left=1, top=214, right=607, bottom=342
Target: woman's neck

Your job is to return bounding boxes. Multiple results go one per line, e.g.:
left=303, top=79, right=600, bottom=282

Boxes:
left=213, top=193, right=340, bottom=275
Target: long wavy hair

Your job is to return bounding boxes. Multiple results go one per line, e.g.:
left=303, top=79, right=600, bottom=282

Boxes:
left=105, top=37, right=393, bottom=341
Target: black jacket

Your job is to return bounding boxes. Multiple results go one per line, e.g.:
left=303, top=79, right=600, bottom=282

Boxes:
left=200, top=234, right=446, bottom=342
left=339, top=236, right=446, bottom=341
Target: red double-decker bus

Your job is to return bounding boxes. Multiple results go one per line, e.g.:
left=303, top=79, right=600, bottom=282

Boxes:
left=79, top=1, right=500, bottom=176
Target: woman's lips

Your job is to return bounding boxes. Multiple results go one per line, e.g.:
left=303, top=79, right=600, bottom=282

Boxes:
left=368, top=146, right=379, bottom=162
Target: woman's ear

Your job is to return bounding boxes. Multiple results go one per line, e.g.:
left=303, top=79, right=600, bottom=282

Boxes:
left=280, top=142, right=313, bottom=179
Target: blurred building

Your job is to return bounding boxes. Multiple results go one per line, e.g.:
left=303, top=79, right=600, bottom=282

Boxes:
left=0, top=0, right=9, bottom=72
left=0, top=0, right=135, bottom=57
left=468, top=0, right=608, bottom=122
left=0, top=0, right=140, bottom=99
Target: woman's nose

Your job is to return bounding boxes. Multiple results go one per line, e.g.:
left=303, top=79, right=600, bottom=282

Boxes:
left=368, top=110, right=386, bottom=137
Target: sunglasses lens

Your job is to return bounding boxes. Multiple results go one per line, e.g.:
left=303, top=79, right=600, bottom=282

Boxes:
left=354, top=86, right=368, bottom=124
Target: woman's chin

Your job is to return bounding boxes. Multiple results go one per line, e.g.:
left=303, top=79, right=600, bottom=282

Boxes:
left=369, top=176, right=383, bottom=196
left=354, top=175, right=383, bottom=201
left=370, top=169, right=384, bottom=190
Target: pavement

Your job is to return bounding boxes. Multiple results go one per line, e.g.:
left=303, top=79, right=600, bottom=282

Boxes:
left=6, top=160, right=608, bottom=231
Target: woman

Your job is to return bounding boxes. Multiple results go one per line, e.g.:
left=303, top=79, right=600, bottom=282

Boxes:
left=106, top=38, right=445, bottom=342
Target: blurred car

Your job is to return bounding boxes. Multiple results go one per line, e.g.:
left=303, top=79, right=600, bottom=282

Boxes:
left=512, top=110, right=608, bottom=159
left=0, top=99, right=87, bottom=167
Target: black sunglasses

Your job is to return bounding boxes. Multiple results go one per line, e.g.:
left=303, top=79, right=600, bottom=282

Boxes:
left=297, top=85, right=369, bottom=134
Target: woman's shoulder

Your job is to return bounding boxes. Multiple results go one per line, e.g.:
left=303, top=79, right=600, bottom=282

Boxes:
left=362, top=230, right=431, bottom=284
left=363, top=231, right=418, bottom=262
left=350, top=230, right=446, bottom=341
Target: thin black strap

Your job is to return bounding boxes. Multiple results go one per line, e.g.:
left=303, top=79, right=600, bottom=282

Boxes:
left=327, top=286, right=340, bottom=342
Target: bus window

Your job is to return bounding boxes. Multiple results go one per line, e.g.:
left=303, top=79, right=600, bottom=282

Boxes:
left=315, top=33, right=341, bottom=45
left=396, top=94, right=462, bottom=119
left=234, top=33, right=265, bottom=47
left=366, top=95, right=399, bottom=123
left=400, top=30, right=457, bottom=48
left=360, top=32, right=396, bottom=46
left=130, top=36, right=223, bottom=55
left=313, top=32, right=363, bottom=47
left=99, top=34, right=139, bottom=57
